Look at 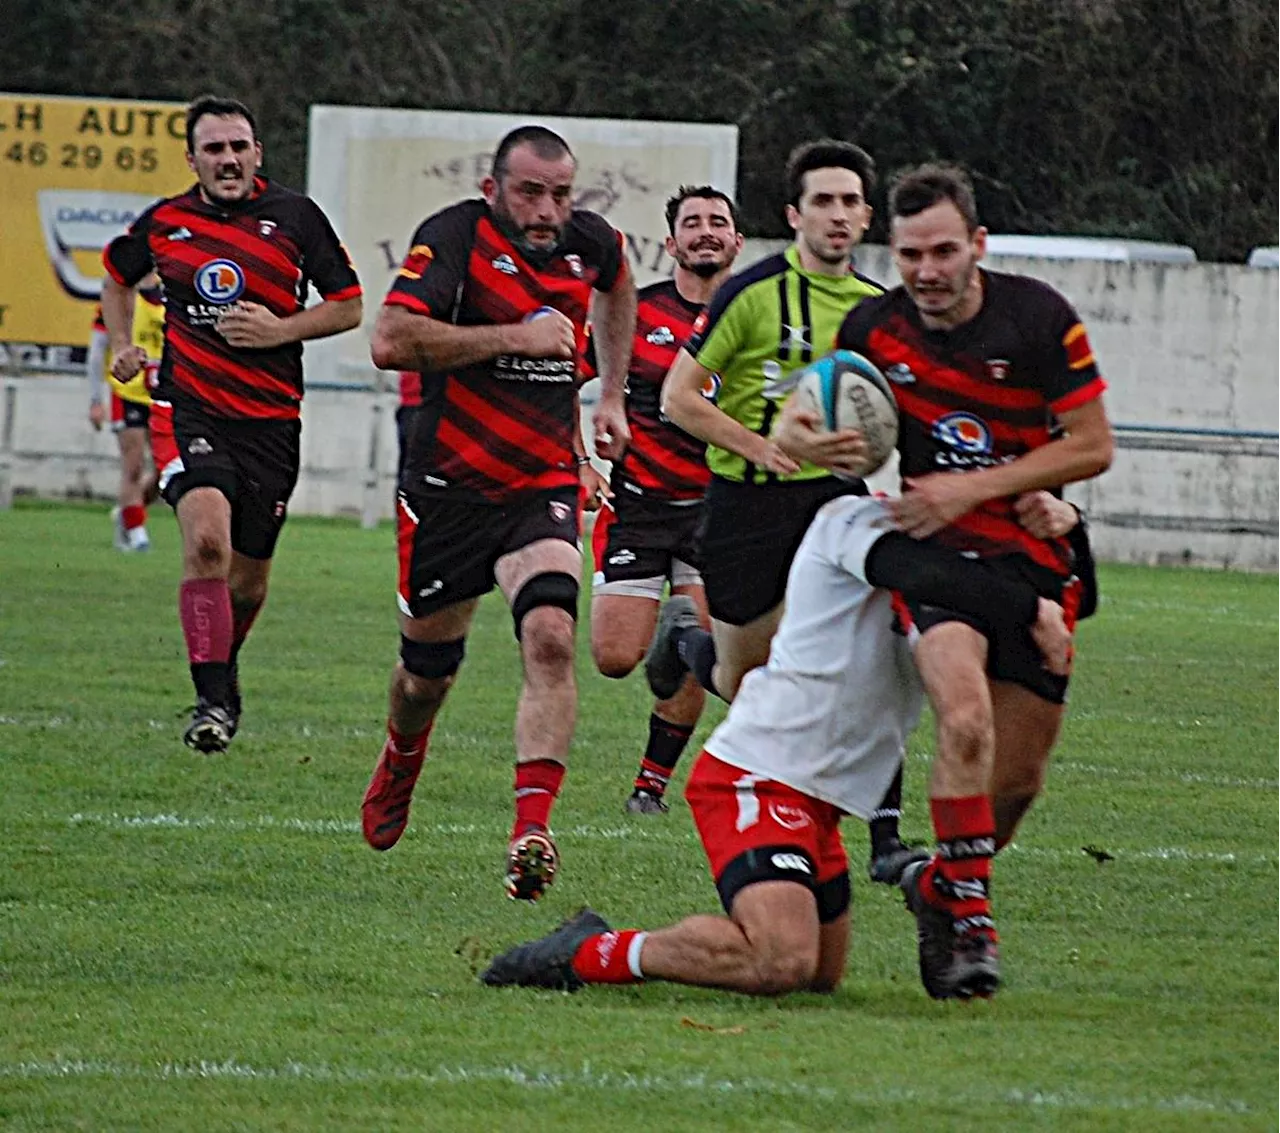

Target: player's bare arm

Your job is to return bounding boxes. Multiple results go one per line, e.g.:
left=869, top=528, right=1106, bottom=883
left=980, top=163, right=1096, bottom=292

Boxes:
left=1030, top=597, right=1072, bottom=675
left=217, top=296, right=363, bottom=350
left=589, top=259, right=637, bottom=461
left=661, top=349, right=799, bottom=477
left=101, top=275, right=147, bottom=383
left=772, top=392, right=870, bottom=477
left=370, top=304, right=573, bottom=372
left=890, top=397, right=1113, bottom=538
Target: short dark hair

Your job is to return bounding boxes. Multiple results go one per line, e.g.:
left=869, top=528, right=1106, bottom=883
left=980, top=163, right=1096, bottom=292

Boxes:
left=664, top=185, right=740, bottom=235
left=785, top=139, right=876, bottom=208
left=491, top=125, right=574, bottom=181
left=888, top=163, right=981, bottom=232
left=186, top=95, right=256, bottom=153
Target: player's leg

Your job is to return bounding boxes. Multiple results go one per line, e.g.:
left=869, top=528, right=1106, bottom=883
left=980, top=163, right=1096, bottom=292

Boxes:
left=495, top=528, right=581, bottom=900
left=482, top=753, right=848, bottom=995
left=173, top=485, right=237, bottom=750
left=362, top=488, right=489, bottom=851
left=989, top=683, right=1066, bottom=848
left=901, top=620, right=1001, bottom=999
left=116, top=419, right=152, bottom=550
left=625, top=578, right=708, bottom=813
left=218, top=417, right=301, bottom=741
left=590, top=591, right=659, bottom=679
left=362, top=598, right=479, bottom=851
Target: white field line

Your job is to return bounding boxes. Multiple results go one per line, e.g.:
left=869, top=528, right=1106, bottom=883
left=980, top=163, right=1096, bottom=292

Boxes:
left=62, top=812, right=1277, bottom=865
left=0, top=1057, right=1255, bottom=1115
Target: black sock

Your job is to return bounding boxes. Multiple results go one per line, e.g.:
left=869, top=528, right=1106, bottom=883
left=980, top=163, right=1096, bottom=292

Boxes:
left=635, top=715, right=694, bottom=795
left=869, top=766, right=905, bottom=855
left=677, top=629, right=721, bottom=700
left=191, top=661, right=232, bottom=708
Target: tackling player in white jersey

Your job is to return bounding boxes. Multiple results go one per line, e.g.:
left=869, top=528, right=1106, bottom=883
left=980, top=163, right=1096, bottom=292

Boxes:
left=481, top=493, right=1072, bottom=997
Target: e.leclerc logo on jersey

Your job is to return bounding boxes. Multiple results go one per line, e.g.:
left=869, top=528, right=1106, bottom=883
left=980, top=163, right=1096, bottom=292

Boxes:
left=933, top=411, right=992, bottom=454
left=194, top=259, right=246, bottom=304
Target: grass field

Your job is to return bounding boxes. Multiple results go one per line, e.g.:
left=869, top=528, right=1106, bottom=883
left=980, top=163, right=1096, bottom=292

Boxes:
left=1, top=499, right=1276, bottom=1132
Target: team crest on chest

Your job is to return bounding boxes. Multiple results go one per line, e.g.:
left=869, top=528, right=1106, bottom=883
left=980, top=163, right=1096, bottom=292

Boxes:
left=563, top=253, right=584, bottom=277
left=985, top=358, right=1011, bottom=382
left=646, top=325, right=675, bottom=346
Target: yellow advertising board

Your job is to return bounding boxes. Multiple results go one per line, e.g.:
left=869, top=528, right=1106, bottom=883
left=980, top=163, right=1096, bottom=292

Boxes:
left=0, top=93, right=193, bottom=372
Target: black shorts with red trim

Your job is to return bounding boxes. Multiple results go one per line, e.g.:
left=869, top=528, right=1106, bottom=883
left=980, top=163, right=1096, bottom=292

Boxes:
left=699, top=474, right=865, bottom=626
left=110, top=394, right=149, bottom=432
left=684, top=751, right=850, bottom=924
left=903, top=552, right=1081, bottom=704
left=591, top=489, right=703, bottom=584
left=151, top=398, right=300, bottom=561
left=397, top=484, right=579, bottom=618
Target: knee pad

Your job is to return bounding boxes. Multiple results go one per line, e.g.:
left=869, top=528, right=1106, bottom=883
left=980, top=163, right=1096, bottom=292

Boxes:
left=510, top=571, right=579, bottom=641
left=400, top=635, right=465, bottom=680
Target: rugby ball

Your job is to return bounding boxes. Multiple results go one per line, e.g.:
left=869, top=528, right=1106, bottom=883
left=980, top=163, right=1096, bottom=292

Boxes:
left=792, top=350, right=898, bottom=476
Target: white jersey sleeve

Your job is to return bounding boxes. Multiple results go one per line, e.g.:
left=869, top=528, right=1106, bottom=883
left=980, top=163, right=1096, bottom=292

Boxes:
left=703, top=496, right=923, bottom=819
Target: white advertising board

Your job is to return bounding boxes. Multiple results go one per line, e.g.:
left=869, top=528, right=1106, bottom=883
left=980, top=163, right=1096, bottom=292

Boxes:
left=305, top=105, right=737, bottom=388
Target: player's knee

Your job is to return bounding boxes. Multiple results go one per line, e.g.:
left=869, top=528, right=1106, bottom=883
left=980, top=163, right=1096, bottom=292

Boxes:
left=935, top=699, right=993, bottom=763
left=188, top=531, right=230, bottom=574
left=751, top=946, right=818, bottom=996
left=591, top=634, right=642, bottom=679
left=521, top=610, right=576, bottom=674
left=398, top=636, right=465, bottom=701
left=511, top=572, right=578, bottom=643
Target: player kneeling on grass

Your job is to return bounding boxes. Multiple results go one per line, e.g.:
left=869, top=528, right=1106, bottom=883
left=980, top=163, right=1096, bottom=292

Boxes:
left=481, top=493, right=1071, bottom=998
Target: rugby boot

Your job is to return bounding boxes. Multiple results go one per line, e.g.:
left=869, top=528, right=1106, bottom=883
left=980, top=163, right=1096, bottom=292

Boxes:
left=183, top=701, right=235, bottom=754
left=361, top=740, right=426, bottom=850
left=643, top=594, right=700, bottom=700
left=868, top=837, right=931, bottom=886
left=900, top=860, right=1001, bottom=1000
left=624, top=789, right=669, bottom=816
left=504, top=827, right=559, bottom=901
left=480, top=908, right=612, bottom=991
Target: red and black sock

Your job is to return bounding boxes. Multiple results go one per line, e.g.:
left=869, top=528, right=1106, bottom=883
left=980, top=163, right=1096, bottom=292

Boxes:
left=570, top=929, right=647, bottom=984
left=180, top=579, right=233, bottom=706
left=633, top=714, right=693, bottom=797
left=513, top=758, right=565, bottom=838
left=923, top=794, right=997, bottom=940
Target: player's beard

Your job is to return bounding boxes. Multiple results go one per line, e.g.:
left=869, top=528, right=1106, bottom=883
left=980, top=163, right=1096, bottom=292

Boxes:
left=491, top=200, right=563, bottom=267
left=675, top=241, right=730, bottom=279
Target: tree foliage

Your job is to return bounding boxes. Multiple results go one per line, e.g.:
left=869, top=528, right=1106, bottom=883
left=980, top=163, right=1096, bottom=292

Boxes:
left=5, top=0, right=1275, bottom=259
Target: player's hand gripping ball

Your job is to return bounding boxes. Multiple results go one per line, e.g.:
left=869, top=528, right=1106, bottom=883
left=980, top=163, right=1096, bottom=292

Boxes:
left=792, top=350, right=898, bottom=477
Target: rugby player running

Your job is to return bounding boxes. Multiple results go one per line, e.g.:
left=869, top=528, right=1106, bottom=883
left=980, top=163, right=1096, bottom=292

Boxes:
left=360, top=125, right=636, bottom=901
left=585, top=186, right=744, bottom=815
left=103, top=94, right=362, bottom=753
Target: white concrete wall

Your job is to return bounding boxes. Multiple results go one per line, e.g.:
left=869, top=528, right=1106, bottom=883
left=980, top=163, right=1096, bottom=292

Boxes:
left=2, top=252, right=1276, bottom=569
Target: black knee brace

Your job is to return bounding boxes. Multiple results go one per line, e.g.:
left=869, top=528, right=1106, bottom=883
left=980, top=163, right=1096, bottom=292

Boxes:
left=510, top=572, right=579, bottom=641
left=400, top=635, right=466, bottom=679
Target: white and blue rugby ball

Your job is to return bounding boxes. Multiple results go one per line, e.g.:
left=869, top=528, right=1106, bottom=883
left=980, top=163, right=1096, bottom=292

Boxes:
left=792, top=349, right=898, bottom=476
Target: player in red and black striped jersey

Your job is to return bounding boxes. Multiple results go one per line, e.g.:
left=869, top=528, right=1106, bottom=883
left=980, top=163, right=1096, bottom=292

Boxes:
left=101, top=95, right=363, bottom=756
left=583, top=187, right=744, bottom=816
left=360, top=125, right=637, bottom=902
left=834, top=164, right=1113, bottom=997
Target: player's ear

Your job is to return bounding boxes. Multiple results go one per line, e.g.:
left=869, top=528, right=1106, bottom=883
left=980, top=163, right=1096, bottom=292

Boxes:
left=784, top=203, right=800, bottom=232
left=733, top=231, right=745, bottom=253
left=664, top=233, right=678, bottom=258
left=973, top=226, right=988, bottom=260
left=481, top=175, right=498, bottom=205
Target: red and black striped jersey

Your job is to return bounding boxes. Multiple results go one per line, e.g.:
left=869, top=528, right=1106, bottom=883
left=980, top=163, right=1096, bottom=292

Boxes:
left=838, top=270, right=1106, bottom=575
left=583, top=279, right=709, bottom=502
left=103, top=177, right=361, bottom=420
left=385, top=199, right=624, bottom=503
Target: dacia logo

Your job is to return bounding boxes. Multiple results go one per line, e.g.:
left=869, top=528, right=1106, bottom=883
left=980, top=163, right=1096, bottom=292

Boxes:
left=646, top=325, right=675, bottom=347
left=259, top=219, right=277, bottom=239
left=608, top=549, right=636, bottom=566
left=769, top=853, right=812, bottom=875
left=187, top=437, right=213, bottom=456
left=491, top=254, right=519, bottom=276
left=885, top=362, right=916, bottom=385
left=417, top=579, right=444, bottom=598
left=167, top=226, right=193, bottom=241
